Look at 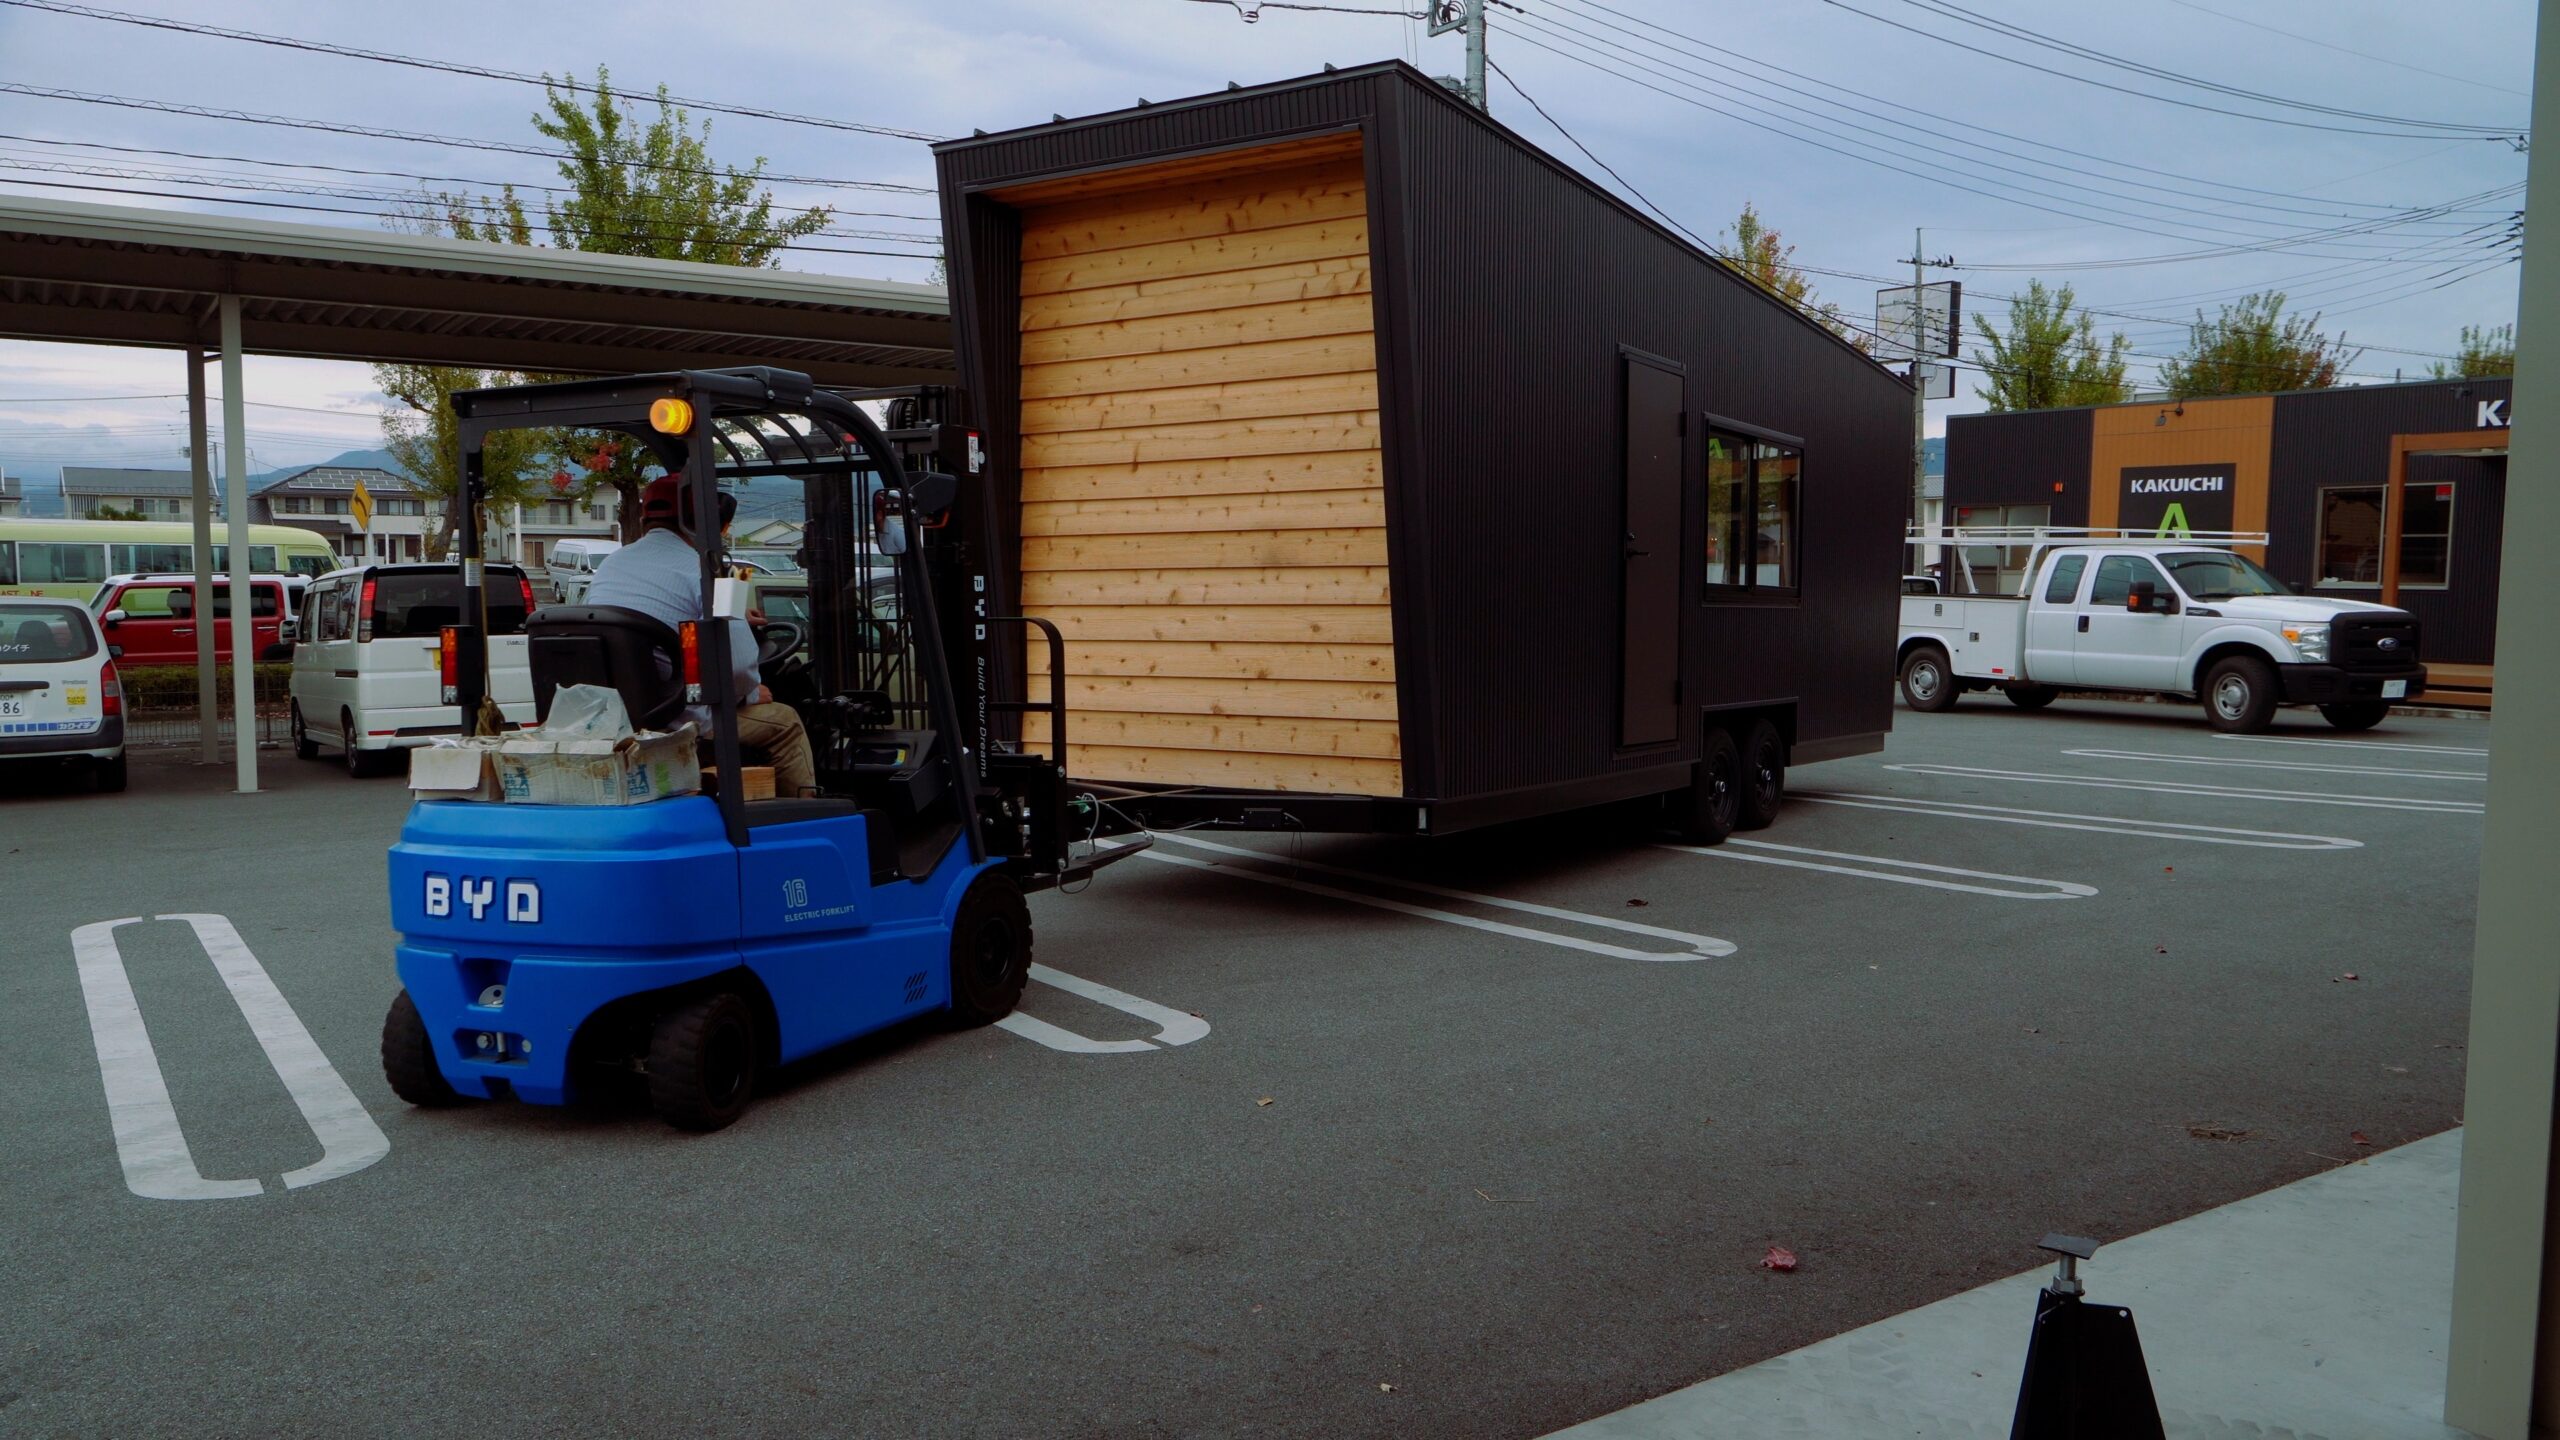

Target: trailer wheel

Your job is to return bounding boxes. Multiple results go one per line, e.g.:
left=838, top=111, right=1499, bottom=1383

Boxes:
left=381, top=989, right=463, bottom=1107
left=947, top=873, right=1034, bottom=1028
left=2320, top=701, right=2391, bottom=731
left=1737, top=720, right=1785, bottom=832
left=1899, top=646, right=1959, bottom=712
left=2202, top=655, right=2279, bottom=734
left=2004, top=685, right=2060, bottom=710
left=1679, top=729, right=1743, bottom=845
left=647, top=990, right=760, bottom=1133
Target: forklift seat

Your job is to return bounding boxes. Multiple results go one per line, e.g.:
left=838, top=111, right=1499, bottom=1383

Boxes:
left=526, top=604, right=686, bottom=731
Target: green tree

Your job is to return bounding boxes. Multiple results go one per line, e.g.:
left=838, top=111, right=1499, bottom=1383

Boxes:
left=374, top=363, right=549, bottom=559
left=2157, top=291, right=2361, bottom=398
left=397, top=67, right=834, bottom=539
left=86, top=502, right=147, bottom=521
left=1968, top=280, right=2132, bottom=412
left=2428, top=322, right=2516, bottom=379
left=1719, top=202, right=1870, bottom=353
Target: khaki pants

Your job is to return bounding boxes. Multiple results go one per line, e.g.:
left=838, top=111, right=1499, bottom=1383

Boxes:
left=734, top=701, right=816, bottom=797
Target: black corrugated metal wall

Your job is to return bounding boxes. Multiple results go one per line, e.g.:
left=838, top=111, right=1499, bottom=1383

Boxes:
left=2267, top=379, right=2510, bottom=664
left=1942, top=407, right=2094, bottom=526
left=1380, top=72, right=1908, bottom=799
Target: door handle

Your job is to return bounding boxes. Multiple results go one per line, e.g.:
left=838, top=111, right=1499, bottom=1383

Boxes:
left=1623, top=533, right=1650, bottom=559
left=2076, top=616, right=2090, bottom=633
left=174, top=626, right=195, bottom=636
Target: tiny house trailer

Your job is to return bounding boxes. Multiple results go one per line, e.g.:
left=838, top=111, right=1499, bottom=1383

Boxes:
left=932, top=62, right=1911, bottom=835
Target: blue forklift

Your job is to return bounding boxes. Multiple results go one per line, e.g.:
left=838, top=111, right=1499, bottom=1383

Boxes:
left=380, top=368, right=1138, bottom=1130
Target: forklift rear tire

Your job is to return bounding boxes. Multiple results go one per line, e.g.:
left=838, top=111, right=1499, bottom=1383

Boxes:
left=1900, top=646, right=1959, bottom=713
left=1737, top=720, right=1785, bottom=832
left=647, top=990, right=760, bottom=1133
left=2004, top=684, right=2060, bottom=710
left=948, top=873, right=1034, bottom=1028
left=382, top=989, right=464, bottom=1107
left=1680, top=729, right=1743, bottom=846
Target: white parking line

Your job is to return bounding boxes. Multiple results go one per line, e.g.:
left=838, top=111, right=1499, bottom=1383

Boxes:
left=1660, top=838, right=2096, bottom=900
left=2216, top=734, right=2488, bottom=757
left=70, top=914, right=389, bottom=1200
left=1790, top=791, right=2362, bottom=851
left=2064, top=747, right=2485, bottom=782
left=1886, top=763, right=2484, bottom=815
left=1129, top=834, right=1736, bottom=961
left=995, top=963, right=1213, bottom=1055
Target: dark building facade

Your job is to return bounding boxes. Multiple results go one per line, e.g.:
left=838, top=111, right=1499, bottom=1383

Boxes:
left=1946, top=377, right=2511, bottom=700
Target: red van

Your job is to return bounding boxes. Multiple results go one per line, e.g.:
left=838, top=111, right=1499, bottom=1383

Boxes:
left=89, top=574, right=292, bottom=666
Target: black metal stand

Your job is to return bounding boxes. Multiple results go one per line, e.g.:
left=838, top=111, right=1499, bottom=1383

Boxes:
left=2009, top=1233, right=2166, bottom=1440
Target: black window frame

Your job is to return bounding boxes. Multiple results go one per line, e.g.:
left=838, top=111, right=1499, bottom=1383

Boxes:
left=1700, top=414, right=1805, bottom=602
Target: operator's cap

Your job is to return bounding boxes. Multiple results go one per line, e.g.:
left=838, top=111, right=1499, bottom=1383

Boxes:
left=638, top=476, right=738, bottom=532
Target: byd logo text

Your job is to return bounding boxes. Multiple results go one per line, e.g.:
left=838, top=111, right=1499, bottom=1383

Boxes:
left=424, top=874, right=542, bottom=923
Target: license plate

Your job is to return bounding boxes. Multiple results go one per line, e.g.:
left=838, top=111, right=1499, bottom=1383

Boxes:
left=2382, top=679, right=2408, bottom=699
left=0, top=698, right=21, bottom=717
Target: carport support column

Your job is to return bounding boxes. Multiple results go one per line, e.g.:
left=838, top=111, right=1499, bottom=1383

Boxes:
left=2444, top=4, right=2560, bottom=1432
left=219, top=296, right=256, bottom=793
left=186, top=350, right=217, bottom=765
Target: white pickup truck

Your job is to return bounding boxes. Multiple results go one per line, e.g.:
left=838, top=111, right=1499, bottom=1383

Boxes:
left=1896, top=536, right=2426, bottom=733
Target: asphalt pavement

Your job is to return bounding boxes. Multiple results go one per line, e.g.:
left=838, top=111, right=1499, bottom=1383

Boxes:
left=0, top=695, right=2487, bottom=1437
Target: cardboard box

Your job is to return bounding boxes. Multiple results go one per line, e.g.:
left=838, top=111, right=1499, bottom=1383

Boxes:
left=411, top=724, right=701, bottom=806
left=703, top=765, right=777, bottom=802
left=408, top=740, right=503, bottom=800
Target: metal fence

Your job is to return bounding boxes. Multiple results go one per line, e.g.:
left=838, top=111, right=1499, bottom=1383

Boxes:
left=124, top=707, right=292, bottom=750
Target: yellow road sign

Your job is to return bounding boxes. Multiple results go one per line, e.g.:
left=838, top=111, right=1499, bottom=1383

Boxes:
left=350, top=479, right=373, bottom=530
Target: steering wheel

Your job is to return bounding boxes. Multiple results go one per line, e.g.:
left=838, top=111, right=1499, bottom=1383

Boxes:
left=753, top=618, right=807, bottom=676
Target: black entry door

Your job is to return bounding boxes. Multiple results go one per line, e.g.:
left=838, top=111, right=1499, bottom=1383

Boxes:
left=1620, top=356, right=1685, bottom=746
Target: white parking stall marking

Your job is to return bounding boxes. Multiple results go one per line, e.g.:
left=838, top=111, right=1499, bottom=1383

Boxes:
left=1886, top=763, right=2484, bottom=815
left=1660, top=838, right=2096, bottom=900
left=1788, top=790, right=2362, bottom=851
left=71, top=914, right=389, bottom=1200
left=72, top=920, right=263, bottom=1201
left=1134, top=833, right=1736, bottom=961
left=2215, top=734, right=2488, bottom=758
left=995, top=962, right=1212, bottom=1055
left=2064, top=747, right=2486, bottom=782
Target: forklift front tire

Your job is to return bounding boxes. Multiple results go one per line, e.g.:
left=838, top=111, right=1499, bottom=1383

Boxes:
left=382, top=989, right=464, bottom=1108
left=647, top=990, right=761, bottom=1133
left=947, top=874, right=1034, bottom=1028
left=1680, top=729, right=1743, bottom=846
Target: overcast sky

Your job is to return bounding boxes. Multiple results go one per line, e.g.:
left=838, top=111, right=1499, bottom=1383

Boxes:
left=0, top=0, right=2537, bottom=483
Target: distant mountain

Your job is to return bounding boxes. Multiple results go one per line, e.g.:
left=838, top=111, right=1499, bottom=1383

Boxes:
left=249, top=449, right=416, bottom=485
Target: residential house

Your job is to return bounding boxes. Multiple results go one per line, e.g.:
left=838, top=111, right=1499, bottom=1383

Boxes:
left=256, top=465, right=432, bottom=563
left=505, top=487, right=622, bottom=567
left=0, top=475, right=21, bottom=518
left=60, top=466, right=216, bottom=522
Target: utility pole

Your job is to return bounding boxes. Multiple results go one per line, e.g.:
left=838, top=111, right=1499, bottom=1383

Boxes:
left=1912, top=226, right=1928, bottom=536
left=1430, top=0, right=1487, bottom=111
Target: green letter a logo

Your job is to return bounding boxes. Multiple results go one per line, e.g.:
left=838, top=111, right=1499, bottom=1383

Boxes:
left=2155, top=502, right=2194, bottom=538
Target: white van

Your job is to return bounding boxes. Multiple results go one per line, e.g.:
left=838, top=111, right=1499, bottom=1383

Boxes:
left=288, top=563, right=537, bottom=776
left=0, top=597, right=125, bottom=791
left=546, top=539, right=622, bottom=604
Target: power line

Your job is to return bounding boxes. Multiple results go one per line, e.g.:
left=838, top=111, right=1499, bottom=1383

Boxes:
left=1509, top=3, right=2509, bottom=250
left=1893, top=0, right=2525, bottom=135
left=1175, top=0, right=1429, bottom=16
left=0, top=0, right=947, bottom=142
left=0, top=83, right=935, bottom=194
left=0, top=133, right=940, bottom=222
left=0, top=155, right=944, bottom=246
left=0, top=174, right=947, bottom=262
left=1496, top=20, right=2517, bottom=265
left=2155, top=0, right=2531, bottom=100
left=1818, top=0, right=2525, bottom=141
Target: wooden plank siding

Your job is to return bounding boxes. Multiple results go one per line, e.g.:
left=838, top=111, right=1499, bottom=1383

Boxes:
left=1013, top=139, right=1398, bottom=795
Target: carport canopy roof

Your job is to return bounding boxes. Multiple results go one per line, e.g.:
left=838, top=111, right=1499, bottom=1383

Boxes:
left=0, top=195, right=952, bottom=384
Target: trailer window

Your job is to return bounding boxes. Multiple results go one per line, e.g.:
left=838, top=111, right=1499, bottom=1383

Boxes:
left=1704, top=431, right=1800, bottom=595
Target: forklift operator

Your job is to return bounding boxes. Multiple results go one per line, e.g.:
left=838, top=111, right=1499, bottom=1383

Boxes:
left=584, top=475, right=816, bottom=797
